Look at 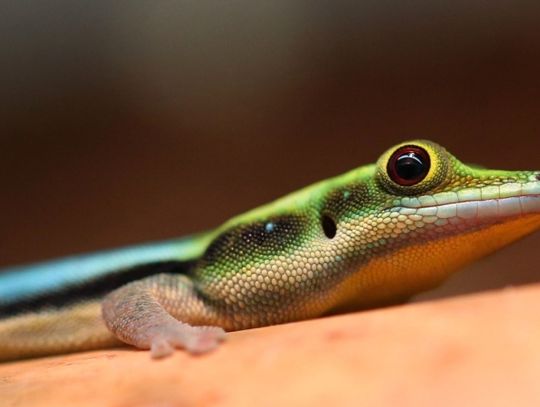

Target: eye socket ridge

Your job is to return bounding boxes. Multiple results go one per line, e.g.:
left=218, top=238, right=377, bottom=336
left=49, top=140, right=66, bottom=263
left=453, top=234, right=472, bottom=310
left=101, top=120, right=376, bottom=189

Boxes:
left=387, top=145, right=431, bottom=187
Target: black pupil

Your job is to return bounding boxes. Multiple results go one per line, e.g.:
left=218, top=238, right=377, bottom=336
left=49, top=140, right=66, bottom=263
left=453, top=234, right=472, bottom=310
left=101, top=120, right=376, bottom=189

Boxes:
left=396, top=153, right=425, bottom=180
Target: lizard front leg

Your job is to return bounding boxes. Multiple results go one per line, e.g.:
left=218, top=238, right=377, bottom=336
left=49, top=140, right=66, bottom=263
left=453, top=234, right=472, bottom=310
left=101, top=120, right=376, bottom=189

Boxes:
left=102, top=273, right=226, bottom=358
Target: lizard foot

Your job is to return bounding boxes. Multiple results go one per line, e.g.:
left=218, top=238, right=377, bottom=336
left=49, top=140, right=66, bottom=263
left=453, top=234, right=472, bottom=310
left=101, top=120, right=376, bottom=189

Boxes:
left=149, top=324, right=226, bottom=359
left=101, top=275, right=228, bottom=358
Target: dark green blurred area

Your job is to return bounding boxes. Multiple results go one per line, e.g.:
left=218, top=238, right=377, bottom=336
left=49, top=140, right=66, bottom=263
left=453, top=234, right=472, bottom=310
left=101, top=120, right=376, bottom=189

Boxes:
left=1, top=2, right=539, bottom=300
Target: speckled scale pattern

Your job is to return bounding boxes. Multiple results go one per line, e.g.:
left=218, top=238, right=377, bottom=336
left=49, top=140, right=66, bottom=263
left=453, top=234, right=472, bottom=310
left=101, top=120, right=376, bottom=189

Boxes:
left=197, top=214, right=310, bottom=277
left=175, top=181, right=383, bottom=329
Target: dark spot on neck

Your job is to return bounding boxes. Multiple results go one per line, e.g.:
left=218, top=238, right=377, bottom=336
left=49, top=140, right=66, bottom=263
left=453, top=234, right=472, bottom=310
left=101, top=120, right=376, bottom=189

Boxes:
left=321, top=214, right=337, bottom=239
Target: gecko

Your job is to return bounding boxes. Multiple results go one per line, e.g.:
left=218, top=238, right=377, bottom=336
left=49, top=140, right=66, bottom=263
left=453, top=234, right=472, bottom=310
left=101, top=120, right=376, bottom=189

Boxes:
left=0, top=139, right=539, bottom=362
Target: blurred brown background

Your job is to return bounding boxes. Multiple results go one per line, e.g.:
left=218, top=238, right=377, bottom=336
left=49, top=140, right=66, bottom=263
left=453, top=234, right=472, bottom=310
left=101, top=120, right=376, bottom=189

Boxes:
left=0, top=2, right=539, bottom=301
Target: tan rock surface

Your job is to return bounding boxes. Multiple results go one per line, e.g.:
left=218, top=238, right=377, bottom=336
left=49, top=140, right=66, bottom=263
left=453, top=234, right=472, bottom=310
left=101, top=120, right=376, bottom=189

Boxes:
left=2, top=285, right=540, bottom=407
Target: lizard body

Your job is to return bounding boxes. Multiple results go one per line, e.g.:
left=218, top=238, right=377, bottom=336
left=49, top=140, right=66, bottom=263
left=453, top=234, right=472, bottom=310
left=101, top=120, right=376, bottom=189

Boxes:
left=1, top=140, right=539, bottom=361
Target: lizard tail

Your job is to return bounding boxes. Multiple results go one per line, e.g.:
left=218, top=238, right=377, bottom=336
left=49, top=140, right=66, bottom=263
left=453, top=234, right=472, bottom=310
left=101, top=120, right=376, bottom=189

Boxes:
left=0, top=300, right=122, bottom=362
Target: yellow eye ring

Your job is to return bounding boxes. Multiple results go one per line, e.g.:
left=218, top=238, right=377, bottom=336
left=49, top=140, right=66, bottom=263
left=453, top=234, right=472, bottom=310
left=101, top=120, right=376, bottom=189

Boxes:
left=387, top=145, right=431, bottom=186
left=377, top=140, right=449, bottom=195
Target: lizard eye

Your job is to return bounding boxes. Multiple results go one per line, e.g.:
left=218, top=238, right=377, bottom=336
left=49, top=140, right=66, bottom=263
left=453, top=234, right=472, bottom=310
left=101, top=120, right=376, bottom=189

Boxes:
left=387, top=145, right=431, bottom=186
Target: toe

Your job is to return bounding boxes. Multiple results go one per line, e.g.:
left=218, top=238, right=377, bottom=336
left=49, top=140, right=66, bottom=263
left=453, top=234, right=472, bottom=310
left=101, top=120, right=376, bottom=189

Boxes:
left=150, top=338, right=175, bottom=359
left=182, top=327, right=227, bottom=354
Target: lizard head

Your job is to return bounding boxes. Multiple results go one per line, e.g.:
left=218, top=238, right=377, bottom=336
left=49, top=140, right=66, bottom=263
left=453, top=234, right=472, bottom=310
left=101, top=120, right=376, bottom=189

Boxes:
left=329, top=139, right=540, bottom=308
left=374, top=139, right=540, bottom=250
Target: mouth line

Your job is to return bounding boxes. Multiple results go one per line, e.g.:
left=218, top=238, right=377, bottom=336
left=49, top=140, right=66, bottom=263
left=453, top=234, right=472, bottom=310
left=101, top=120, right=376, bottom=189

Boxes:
left=398, top=194, right=540, bottom=220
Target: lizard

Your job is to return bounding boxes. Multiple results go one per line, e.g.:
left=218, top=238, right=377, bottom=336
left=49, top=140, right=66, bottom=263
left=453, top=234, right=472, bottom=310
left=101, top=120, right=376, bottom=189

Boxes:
left=0, top=139, right=539, bottom=362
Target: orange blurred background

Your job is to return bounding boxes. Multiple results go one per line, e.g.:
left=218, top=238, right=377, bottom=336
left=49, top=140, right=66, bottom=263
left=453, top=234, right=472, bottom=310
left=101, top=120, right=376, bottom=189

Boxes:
left=1, top=2, right=539, bottom=301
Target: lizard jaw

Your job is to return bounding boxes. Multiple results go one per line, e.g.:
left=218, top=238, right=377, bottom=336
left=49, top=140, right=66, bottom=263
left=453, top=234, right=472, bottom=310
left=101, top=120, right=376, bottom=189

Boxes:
left=405, top=194, right=540, bottom=225
left=396, top=176, right=540, bottom=226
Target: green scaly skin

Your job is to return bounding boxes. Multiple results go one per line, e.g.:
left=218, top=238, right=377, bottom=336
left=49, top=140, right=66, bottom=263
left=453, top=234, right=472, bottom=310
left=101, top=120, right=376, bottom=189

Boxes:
left=1, top=139, right=539, bottom=361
